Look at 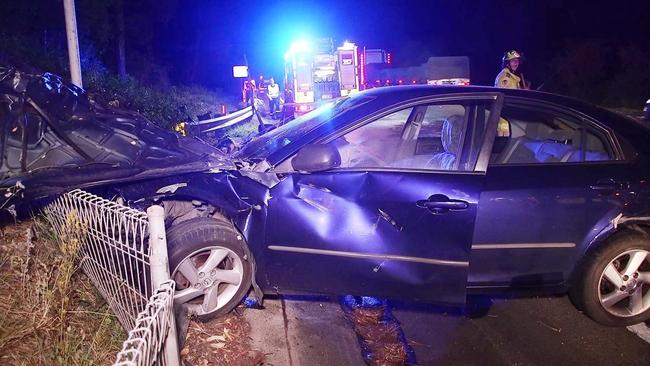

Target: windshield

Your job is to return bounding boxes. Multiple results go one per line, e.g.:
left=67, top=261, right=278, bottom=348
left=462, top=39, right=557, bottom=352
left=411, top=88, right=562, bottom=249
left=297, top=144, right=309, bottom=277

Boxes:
left=235, top=95, right=373, bottom=161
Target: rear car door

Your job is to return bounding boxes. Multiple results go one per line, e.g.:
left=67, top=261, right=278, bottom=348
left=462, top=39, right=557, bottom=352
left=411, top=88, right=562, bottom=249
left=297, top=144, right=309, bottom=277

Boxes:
left=470, top=99, right=629, bottom=289
left=262, top=93, right=503, bottom=305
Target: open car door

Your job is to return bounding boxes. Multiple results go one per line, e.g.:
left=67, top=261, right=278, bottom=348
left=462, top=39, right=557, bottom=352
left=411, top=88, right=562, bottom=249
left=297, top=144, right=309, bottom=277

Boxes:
left=263, top=92, right=503, bottom=305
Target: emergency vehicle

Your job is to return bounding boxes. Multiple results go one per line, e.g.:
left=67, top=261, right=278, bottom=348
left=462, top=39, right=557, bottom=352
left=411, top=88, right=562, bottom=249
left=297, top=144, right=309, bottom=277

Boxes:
left=284, top=38, right=363, bottom=114
left=283, top=38, right=469, bottom=115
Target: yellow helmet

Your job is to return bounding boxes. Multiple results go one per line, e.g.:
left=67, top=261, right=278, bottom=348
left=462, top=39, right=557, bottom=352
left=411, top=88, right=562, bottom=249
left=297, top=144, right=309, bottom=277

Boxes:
left=503, top=50, right=523, bottom=63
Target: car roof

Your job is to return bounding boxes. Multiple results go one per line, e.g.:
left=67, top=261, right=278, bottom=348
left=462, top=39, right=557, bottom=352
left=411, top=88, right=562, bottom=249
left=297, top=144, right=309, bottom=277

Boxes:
left=265, top=85, right=650, bottom=164
left=352, top=85, right=650, bottom=146
left=357, top=85, right=602, bottom=113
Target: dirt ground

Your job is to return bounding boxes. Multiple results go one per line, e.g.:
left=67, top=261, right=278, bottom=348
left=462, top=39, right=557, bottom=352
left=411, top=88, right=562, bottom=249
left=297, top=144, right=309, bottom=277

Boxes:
left=1, top=219, right=266, bottom=366
left=181, top=307, right=265, bottom=366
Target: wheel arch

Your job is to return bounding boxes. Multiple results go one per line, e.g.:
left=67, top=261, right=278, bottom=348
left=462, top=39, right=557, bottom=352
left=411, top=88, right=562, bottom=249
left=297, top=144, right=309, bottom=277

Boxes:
left=570, top=214, right=650, bottom=286
left=161, top=197, right=266, bottom=305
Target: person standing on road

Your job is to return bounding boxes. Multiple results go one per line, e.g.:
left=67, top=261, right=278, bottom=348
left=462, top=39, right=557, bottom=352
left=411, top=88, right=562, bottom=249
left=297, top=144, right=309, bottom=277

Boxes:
left=257, top=75, right=267, bottom=109
left=267, top=77, right=281, bottom=120
left=281, top=87, right=295, bottom=124
left=495, top=50, right=530, bottom=89
left=243, top=78, right=255, bottom=106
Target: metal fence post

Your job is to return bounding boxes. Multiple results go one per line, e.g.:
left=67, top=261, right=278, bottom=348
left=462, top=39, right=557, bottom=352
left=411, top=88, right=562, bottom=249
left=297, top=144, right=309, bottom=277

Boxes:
left=147, top=205, right=181, bottom=366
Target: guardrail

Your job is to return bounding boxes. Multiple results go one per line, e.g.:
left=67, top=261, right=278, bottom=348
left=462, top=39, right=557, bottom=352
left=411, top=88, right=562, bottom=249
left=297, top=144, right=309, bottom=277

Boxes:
left=44, top=189, right=180, bottom=366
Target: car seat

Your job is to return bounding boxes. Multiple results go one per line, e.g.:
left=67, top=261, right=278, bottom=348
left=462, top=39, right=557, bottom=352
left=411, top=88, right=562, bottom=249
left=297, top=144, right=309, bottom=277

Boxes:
left=427, top=115, right=464, bottom=170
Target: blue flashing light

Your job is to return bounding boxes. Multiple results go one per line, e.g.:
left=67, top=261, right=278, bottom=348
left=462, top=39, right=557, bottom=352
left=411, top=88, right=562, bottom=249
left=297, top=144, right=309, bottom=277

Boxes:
left=284, top=39, right=312, bottom=61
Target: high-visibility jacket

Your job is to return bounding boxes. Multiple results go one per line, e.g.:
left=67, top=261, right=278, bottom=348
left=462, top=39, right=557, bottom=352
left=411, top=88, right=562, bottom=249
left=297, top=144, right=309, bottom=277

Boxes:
left=495, top=68, right=523, bottom=89
left=268, top=83, right=280, bottom=99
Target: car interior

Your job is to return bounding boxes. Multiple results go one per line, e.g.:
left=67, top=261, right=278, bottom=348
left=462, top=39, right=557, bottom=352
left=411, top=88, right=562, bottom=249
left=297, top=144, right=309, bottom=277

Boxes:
left=490, top=105, right=612, bottom=164
left=331, top=104, right=473, bottom=171
left=280, top=101, right=614, bottom=174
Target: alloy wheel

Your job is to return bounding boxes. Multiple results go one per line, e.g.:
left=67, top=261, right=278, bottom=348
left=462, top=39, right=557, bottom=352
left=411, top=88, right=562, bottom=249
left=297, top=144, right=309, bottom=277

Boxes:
left=598, top=249, right=650, bottom=317
left=172, top=246, right=244, bottom=317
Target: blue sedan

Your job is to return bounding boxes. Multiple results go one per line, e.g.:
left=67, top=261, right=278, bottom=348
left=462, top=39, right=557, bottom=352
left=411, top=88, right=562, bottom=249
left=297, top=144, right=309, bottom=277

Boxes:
left=2, top=68, right=650, bottom=327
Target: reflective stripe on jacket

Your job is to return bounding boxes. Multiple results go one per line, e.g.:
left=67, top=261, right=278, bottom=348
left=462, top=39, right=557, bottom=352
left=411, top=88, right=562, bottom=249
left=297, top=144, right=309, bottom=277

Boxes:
left=495, top=68, right=522, bottom=89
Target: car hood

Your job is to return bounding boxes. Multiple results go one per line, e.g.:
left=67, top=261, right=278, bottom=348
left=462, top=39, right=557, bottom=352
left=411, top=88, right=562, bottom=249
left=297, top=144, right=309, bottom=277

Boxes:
left=0, top=67, right=235, bottom=205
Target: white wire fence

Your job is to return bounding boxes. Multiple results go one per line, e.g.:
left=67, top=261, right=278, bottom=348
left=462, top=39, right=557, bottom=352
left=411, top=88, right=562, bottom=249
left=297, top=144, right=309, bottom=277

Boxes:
left=114, top=280, right=177, bottom=366
left=44, top=189, right=179, bottom=366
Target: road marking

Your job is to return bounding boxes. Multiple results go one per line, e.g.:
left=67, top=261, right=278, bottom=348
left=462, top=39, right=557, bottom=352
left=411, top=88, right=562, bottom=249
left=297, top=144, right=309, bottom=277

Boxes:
left=627, top=323, right=650, bottom=344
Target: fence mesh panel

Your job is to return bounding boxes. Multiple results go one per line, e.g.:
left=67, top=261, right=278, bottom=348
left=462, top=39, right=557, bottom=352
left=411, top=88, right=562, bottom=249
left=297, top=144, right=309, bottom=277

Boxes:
left=45, top=189, right=179, bottom=366
left=114, top=280, right=176, bottom=366
left=45, top=189, right=152, bottom=331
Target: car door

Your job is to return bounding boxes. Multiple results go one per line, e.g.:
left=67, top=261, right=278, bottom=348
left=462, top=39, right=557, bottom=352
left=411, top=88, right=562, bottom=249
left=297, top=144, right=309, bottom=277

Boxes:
left=470, top=99, right=629, bottom=288
left=261, top=93, right=503, bottom=305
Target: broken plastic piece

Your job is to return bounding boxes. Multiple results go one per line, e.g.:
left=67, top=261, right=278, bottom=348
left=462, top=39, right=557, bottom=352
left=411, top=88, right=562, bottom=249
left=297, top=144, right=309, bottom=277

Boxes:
left=612, top=213, right=623, bottom=229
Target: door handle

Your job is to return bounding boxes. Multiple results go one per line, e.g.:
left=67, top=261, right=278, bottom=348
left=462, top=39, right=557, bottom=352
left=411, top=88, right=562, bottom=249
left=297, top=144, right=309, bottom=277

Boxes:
left=417, top=194, right=469, bottom=214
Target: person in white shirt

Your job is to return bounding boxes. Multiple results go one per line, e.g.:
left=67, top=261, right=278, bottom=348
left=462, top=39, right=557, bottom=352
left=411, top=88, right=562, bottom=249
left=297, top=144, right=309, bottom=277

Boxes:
left=267, top=77, right=281, bottom=119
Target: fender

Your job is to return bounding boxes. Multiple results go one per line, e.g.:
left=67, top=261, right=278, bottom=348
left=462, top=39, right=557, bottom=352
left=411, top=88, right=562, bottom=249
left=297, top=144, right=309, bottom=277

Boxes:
left=571, top=204, right=650, bottom=282
left=109, top=170, right=276, bottom=302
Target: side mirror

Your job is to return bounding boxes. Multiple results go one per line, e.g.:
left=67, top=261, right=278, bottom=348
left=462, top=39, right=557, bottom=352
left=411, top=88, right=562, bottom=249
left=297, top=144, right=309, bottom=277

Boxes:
left=291, top=144, right=341, bottom=173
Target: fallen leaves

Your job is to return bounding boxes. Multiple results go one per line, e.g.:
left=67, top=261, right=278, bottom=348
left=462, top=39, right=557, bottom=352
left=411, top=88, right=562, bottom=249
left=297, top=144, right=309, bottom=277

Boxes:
left=181, top=307, right=265, bottom=366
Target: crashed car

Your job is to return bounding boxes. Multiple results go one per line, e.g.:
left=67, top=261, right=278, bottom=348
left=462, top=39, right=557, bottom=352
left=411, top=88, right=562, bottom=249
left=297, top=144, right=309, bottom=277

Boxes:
left=2, top=67, right=650, bottom=327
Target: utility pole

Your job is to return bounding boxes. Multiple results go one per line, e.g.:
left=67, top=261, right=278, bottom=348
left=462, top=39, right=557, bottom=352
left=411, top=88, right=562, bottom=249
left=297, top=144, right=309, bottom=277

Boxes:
left=63, top=0, right=83, bottom=88
left=116, top=0, right=127, bottom=79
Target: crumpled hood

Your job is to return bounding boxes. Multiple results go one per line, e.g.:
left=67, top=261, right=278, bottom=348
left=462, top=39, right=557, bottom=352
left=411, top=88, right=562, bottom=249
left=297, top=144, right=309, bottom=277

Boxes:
left=0, top=66, right=234, bottom=204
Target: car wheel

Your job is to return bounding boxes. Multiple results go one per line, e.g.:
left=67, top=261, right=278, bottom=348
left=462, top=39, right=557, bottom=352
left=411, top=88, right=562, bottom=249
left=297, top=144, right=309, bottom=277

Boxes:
left=571, top=231, right=650, bottom=326
left=166, top=217, right=252, bottom=321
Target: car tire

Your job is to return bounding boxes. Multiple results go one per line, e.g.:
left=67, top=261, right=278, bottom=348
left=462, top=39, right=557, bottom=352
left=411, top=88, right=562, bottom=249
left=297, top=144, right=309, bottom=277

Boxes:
left=570, top=231, right=650, bottom=326
left=167, top=217, right=252, bottom=322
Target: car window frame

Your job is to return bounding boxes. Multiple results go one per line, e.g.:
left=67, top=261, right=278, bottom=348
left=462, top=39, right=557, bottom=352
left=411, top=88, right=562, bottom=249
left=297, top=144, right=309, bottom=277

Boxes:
left=327, top=103, right=470, bottom=172
left=271, top=93, right=504, bottom=175
left=489, top=97, right=625, bottom=166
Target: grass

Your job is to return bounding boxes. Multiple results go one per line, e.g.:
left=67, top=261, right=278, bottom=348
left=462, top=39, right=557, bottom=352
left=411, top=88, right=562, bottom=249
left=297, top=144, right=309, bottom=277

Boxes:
left=0, top=218, right=125, bottom=365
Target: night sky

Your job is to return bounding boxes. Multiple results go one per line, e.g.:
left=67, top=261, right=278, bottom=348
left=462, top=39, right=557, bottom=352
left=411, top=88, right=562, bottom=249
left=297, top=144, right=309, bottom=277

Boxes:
left=1, top=0, right=649, bottom=93
left=163, top=0, right=649, bottom=89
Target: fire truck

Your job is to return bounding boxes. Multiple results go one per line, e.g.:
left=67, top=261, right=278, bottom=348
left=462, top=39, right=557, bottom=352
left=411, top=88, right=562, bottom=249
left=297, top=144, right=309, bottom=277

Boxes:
left=284, top=38, right=362, bottom=114
left=283, top=38, right=469, bottom=114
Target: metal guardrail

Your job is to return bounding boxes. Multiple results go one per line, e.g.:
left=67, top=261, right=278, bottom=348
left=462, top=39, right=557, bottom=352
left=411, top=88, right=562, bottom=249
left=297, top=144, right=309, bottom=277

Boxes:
left=44, top=189, right=180, bottom=366
left=189, top=105, right=256, bottom=133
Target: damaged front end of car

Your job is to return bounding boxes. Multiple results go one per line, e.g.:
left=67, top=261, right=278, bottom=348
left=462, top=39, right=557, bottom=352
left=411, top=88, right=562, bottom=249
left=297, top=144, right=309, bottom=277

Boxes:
left=0, top=66, right=237, bottom=218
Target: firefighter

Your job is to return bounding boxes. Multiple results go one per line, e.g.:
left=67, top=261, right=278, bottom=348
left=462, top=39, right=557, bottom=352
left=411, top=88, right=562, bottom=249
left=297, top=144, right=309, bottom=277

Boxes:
left=257, top=75, right=268, bottom=111
left=281, top=87, right=295, bottom=124
left=495, top=50, right=530, bottom=89
left=267, top=77, right=280, bottom=119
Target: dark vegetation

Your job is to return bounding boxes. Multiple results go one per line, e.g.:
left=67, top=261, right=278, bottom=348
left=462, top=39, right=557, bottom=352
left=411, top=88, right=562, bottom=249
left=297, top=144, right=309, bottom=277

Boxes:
left=0, top=220, right=124, bottom=365
left=2, top=0, right=649, bottom=123
left=0, top=1, right=236, bottom=130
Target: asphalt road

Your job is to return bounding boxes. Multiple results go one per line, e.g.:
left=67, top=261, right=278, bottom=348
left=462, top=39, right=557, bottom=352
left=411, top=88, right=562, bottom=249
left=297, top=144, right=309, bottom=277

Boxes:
left=245, top=294, right=649, bottom=365
left=391, top=295, right=650, bottom=366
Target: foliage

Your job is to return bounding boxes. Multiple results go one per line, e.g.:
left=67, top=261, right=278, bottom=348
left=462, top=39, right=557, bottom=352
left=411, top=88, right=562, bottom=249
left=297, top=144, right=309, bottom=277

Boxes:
left=85, top=70, right=230, bottom=129
left=0, top=219, right=124, bottom=365
left=0, top=32, right=231, bottom=130
left=545, top=40, right=650, bottom=108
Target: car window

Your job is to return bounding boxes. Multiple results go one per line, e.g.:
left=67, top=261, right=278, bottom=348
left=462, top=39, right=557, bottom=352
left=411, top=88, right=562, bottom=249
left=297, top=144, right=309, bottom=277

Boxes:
left=490, top=105, right=614, bottom=164
left=234, top=95, right=374, bottom=161
left=330, top=104, right=470, bottom=171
